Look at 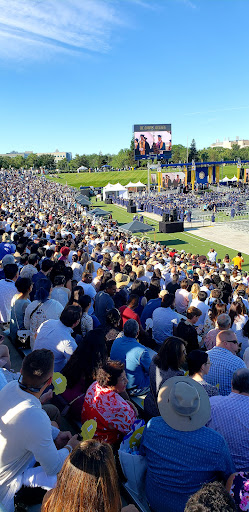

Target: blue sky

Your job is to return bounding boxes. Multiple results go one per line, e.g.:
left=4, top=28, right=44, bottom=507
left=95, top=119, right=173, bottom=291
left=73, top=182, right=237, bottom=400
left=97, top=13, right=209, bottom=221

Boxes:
left=1, top=0, right=249, bottom=156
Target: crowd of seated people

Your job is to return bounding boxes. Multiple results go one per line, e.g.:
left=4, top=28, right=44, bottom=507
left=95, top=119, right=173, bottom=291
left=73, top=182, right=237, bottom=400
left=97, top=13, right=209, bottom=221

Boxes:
left=1, top=170, right=249, bottom=511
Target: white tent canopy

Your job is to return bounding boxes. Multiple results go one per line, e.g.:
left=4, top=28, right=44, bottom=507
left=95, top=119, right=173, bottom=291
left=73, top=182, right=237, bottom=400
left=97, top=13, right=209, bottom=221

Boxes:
left=103, top=182, right=128, bottom=200
left=231, top=175, right=238, bottom=181
left=136, top=181, right=146, bottom=187
left=124, top=181, right=140, bottom=188
left=220, top=176, right=229, bottom=182
left=124, top=181, right=146, bottom=188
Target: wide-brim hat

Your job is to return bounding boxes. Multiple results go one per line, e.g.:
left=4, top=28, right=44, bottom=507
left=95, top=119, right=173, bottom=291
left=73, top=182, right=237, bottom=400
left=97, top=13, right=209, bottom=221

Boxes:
left=158, top=376, right=210, bottom=432
left=115, top=273, right=130, bottom=288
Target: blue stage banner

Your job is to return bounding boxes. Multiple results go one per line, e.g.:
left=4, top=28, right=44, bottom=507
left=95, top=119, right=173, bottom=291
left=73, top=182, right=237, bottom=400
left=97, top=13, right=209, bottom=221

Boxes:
left=196, top=167, right=208, bottom=184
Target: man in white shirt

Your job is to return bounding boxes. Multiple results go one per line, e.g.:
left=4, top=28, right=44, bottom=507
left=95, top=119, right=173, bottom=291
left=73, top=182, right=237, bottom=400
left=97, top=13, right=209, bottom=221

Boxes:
left=207, top=248, right=217, bottom=263
left=0, top=349, right=79, bottom=511
left=0, top=263, right=19, bottom=324
left=34, top=305, right=81, bottom=372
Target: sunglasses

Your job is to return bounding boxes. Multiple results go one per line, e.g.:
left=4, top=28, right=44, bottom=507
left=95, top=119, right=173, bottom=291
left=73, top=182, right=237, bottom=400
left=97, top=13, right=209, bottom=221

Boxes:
left=18, top=375, right=50, bottom=393
left=226, top=340, right=239, bottom=344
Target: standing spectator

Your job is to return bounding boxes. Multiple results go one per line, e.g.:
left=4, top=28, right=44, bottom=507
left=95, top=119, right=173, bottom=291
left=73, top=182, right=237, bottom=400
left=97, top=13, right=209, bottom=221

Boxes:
left=232, top=252, right=244, bottom=270
left=207, top=248, right=217, bottom=263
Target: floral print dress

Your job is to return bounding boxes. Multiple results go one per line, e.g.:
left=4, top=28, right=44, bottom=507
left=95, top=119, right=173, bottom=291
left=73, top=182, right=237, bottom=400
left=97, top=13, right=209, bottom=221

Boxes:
left=81, top=381, right=136, bottom=444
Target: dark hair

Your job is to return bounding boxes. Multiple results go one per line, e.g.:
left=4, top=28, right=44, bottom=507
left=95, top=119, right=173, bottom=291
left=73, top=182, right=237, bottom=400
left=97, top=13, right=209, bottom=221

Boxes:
left=20, top=254, right=29, bottom=266
left=53, top=275, right=66, bottom=287
left=161, top=293, right=175, bottom=308
left=232, top=368, right=249, bottom=394
left=198, top=290, right=207, bottom=302
left=130, top=279, right=146, bottom=297
left=127, top=293, right=139, bottom=307
left=209, top=300, right=226, bottom=322
left=187, top=350, right=208, bottom=376
left=229, top=299, right=246, bottom=326
left=28, top=253, right=38, bottom=265
left=15, top=277, right=32, bottom=294
left=35, top=278, right=51, bottom=302
left=60, top=305, right=82, bottom=327
left=180, top=279, right=188, bottom=290
left=105, top=279, right=116, bottom=290
left=78, top=294, right=91, bottom=312
left=96, top=359, right=124, bottom=387
left=154, top=336, right=186, bottom=371
left=106, top=308, right=121, bottom=327
left=41, top=259, right=54, bottom=273
left=45, top=249, right=54, bottom=259
left=69, top=285, right=84, bottom=304
left=184, top=482, right=236, bottom=512
left=22, top=349, right=54, bottom=388
left=62, top=328, right=107, bottom=389
left=4, top=263, right=19, bottom=280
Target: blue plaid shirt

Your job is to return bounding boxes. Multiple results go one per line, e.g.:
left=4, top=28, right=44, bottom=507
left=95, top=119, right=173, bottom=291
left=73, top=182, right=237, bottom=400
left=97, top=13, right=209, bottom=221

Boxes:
left=208, top=393, right=249, bottom=471
left=205, top=347, right=246, bottom=396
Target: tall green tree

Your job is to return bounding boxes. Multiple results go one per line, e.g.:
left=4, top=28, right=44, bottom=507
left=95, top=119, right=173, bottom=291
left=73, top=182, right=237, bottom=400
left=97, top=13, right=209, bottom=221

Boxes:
left=171, top=144, right=187, bottom=163
left=188, top=139, right=198, bottom=162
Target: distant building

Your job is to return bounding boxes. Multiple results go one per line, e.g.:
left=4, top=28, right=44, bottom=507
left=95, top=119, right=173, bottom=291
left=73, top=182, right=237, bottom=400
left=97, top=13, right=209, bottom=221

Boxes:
left=210, top=138, right=249, bottom=149
left=37, top=150, right=72, bottom=163
left=0, top=149, right=72, bottom=163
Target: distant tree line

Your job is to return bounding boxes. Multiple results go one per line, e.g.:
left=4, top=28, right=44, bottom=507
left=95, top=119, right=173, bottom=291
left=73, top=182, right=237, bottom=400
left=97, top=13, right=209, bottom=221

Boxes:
left=1, top=138, right=248, bottom=172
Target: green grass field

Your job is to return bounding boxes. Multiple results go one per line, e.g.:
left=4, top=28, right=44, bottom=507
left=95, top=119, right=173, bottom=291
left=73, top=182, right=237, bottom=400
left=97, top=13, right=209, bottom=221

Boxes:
left=48, top=164, right=238, bottom=189
left=48, top=172, right=249, bottom=270
left=93, top=200, right=249, bottom=270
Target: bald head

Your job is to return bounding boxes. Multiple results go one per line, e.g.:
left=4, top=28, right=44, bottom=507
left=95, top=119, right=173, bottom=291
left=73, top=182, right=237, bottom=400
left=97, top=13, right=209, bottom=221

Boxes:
left=216, top=329, right=239, bottom=355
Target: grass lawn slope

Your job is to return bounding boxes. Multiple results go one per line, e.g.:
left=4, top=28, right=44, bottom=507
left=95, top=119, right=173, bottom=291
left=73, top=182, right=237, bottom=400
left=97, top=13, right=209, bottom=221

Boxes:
left=48, top=164, right=238, bottom=189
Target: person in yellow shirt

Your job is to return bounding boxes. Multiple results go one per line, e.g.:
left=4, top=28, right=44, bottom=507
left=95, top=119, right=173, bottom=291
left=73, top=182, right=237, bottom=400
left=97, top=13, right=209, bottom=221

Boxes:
left=232, top=252, right=244, bottom=270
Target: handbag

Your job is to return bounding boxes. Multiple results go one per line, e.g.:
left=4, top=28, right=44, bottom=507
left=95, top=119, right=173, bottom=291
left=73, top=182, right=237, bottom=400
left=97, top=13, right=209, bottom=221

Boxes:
left=118, top=419, right=147, bottom=498
left=14, top=300, right=43, bottom=349
left=13, top=302, right=31, bottom=349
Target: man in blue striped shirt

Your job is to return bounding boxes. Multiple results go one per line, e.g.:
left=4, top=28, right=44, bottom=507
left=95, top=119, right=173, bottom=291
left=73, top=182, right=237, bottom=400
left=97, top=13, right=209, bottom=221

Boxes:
left=208, top=368, right=249, bottom=471
left=205, top=329, right=246, bottom=395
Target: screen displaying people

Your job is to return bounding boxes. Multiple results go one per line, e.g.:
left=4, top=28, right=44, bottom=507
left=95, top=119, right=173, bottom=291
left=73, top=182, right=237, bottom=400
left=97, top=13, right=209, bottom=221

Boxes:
left=134, top=127, right=172, bottom=159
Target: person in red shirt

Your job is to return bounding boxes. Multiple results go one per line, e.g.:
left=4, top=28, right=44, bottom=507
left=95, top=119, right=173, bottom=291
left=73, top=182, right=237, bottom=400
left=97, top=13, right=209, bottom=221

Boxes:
left=119, top=294, right=142, bottom=330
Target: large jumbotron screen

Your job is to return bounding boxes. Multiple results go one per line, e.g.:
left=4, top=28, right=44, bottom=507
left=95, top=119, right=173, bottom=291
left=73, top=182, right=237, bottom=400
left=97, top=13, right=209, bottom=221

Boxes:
left=134, top=124, right=172, bottom=160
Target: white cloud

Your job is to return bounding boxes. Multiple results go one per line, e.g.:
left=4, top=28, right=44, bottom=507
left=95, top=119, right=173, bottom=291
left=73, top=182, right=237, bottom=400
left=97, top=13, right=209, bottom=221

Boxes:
left=0, top=0, right=126, bottom=61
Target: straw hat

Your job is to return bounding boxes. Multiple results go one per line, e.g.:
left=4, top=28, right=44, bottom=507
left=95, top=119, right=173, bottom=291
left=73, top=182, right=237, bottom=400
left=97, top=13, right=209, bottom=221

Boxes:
left=158, top=376, right=210, bottom=432
left=115, top=273, right=130, bottom=289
